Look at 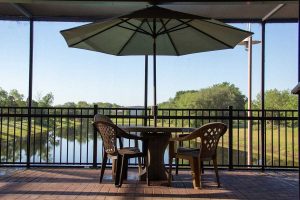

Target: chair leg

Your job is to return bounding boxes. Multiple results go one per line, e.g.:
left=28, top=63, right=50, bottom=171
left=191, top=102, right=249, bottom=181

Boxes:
left=137, top=157, right=142, bottom=175
left=201, top=161, right=204, bottom=174
left=190, top=157, right=201, bottom=189
left=118, top=156, right=127, bottom=187
left=114, top=155, right=122, bottom=187
left=122, top=157, right=128, bottom=180
left=175, top=158, right=179, bottom=175
left=145, top=156, right=149, bottom=186
left=112, top=159, right=117, bottom=180
left=100, top=152, right=108, bottom=183
left=213, top=158, right=220, bottom=187
left=199, top=159, right=202, bottom=188
left=168, top=155, right=173, bottom=186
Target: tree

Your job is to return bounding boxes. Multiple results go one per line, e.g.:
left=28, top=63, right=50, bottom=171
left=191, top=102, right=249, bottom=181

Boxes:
left=253, top=89, right=297, bottom=127
left=77, top=101, right=91, bottom=108
left=8, top=89, right=26, bottom=106
left=160, top=82, right=246, bottom=109
left=0, top=87, right=8, bottom=106
left=61, top=102, right=77, bottom=107
left=253, top=89, right=297, bottom=110
left=37, top=93, right=54, bottom=107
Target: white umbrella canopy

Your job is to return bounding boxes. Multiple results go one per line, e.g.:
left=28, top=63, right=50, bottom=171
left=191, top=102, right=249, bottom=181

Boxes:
left=61, top=6, right=252, bottom=55
left=61, top=5, right=253, bottom=125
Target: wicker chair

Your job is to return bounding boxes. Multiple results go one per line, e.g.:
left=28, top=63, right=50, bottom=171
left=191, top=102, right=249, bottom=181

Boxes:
left=93, top=114, right=117, bottom=182
left=93, top=115, right=148, bottom=187
left=169, top=122, right=227, bottom=189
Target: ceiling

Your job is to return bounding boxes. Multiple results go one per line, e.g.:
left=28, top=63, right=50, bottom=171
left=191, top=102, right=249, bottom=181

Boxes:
left=0, top=1, right=298, bottom=22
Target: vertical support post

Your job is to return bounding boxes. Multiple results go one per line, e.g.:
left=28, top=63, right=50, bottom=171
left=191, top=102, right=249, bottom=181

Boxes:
left=93, top=104, right=98, bottom=168
left=144, top=55, right=148, bottom=126
left=153, top=19, right=157, bottom=127
left=298, top=8, right=300, bottom=197
left=26, top=19, right=34, bottom=168
left=247, top=24, right=253, bottom=167
left=261, top=21, right=266, bottom=171
left=228, top=106, right=233, bottom=170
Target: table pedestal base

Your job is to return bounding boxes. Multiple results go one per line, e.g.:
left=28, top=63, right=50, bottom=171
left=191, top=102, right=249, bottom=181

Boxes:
left=139, top=132, right=171, bottom=181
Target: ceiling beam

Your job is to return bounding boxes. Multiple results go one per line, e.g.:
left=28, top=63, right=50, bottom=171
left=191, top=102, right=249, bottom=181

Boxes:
left=11, top=3, right=32, bottom=19
left=0, top=15, right=297, bottom=23
left=262, top=3, right=285, bottom=21
left=1, top=0, right=298, bottom=3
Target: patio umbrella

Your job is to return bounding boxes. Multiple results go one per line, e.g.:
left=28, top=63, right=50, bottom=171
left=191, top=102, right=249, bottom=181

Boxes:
left=60, top=5, right=252, bottom=126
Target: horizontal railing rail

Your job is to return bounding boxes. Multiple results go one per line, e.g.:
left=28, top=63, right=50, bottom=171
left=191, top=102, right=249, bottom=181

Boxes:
left=0, top=106, right=298, bottom=170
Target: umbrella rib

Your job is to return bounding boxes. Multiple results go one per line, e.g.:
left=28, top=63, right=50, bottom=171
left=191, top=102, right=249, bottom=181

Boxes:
left=157, top=20, right=192, bottom=36
left=156, top=19, right=171, bottom=35
left=120, top=18, right=152, bottom=36
left=145, top=19, right=154, bottom=35
left=160, top=19, right=179, bottom=56
left=158, top=24, right=189, bottom=36
left=68, top=20, right=127, bottom=47
left=117, top=24, right=151, bottom=36
left=177, top=19, right=234, bottom=48
left=117, top=19, right=146, bottom=55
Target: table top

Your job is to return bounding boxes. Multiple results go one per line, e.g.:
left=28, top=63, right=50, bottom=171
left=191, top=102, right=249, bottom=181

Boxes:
left=120, top=125, right=196, bottom=133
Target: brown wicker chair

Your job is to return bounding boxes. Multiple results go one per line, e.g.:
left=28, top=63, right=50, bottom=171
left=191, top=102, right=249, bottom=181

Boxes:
left=93, top=115, right=148, bottom=187
left=169, top=122, right=227, bottom=189
left=93, top=114, right=117, bottom=182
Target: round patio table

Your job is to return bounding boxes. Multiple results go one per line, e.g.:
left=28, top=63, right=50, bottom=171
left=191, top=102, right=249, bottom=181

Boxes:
left=121, top=126, right=195, bottom=181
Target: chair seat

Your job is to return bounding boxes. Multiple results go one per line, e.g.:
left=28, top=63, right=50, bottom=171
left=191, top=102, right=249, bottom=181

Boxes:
left=107, top=147, right=140, bottom=159
left=177, top=147, right=199, bottom=153
left=177, top=148, right=212, bottom=161
left=177, top=150, right=198, bottom=157
left=118, top=147, right=142, bottom=156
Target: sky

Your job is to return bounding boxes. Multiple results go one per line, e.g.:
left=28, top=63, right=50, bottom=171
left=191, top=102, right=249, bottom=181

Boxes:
left=0, top=20, right=298, bottom=107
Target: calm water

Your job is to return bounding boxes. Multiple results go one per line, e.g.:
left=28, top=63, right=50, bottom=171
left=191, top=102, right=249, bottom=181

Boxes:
left=0, top=129, right=170, bottom=165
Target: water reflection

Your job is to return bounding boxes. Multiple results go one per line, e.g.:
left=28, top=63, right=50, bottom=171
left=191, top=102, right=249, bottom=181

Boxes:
left=0, top=125, right=150, bottom=165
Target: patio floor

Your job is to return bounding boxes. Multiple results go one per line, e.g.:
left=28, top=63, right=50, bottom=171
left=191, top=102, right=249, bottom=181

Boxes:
left=0, top=168, right=298, bottom=200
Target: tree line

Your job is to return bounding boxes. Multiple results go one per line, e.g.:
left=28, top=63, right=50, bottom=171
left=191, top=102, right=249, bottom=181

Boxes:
left=0, top=83, right=297, bottom=110
left=0, top=87, right=119, bottom=108
left=159, top=82, right=297, bottom=110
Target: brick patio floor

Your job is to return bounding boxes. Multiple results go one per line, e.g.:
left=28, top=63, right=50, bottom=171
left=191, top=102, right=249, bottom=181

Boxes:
left=0, top=168, right=298, bottom=200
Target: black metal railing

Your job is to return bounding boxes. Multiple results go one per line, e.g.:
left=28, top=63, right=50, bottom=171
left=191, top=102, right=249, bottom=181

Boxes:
left=0, top=106, right=298, bottom=169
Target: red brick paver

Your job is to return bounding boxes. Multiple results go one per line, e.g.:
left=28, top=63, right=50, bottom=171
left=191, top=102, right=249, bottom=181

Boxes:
left=0, top=168, right=298, bottom=199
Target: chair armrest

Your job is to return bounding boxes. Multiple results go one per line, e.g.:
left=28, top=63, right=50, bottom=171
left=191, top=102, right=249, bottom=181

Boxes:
left=170, top=133, right=193, bottom=142
left=179, top=133, right=190, bottom=138
left=115, top=126, right=145, bottom=140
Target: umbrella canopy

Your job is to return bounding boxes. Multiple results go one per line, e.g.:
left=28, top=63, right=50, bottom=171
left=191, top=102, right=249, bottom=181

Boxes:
left=61, top=6, right=253, bottom=125
left=61, top=6, right=252, bottom=55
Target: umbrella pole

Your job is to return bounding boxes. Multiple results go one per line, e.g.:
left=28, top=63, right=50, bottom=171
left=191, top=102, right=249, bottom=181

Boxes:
left=153, top=37, right=157, bottom=127
left=153, top=19, right=157, bottom=127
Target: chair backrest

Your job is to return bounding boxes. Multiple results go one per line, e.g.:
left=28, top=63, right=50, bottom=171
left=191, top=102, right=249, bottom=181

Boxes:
left=187, top=122, right=227, bottom=159
left=93, top=114, right=118, bottom=156
left=94, top=114, right=113, bottom=123
left=199, top=123, right=227, bottom=159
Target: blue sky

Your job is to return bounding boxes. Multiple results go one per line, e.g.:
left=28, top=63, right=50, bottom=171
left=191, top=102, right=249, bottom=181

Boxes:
left=0, top=21, right=298, bottom=106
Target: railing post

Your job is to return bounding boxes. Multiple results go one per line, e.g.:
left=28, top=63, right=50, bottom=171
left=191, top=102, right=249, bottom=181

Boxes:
left=144, top=55, right=148, bottom=126
left=26, top=19, right=34, bottom=169
left=228, top=106, right=233, bottom=170
left=261, top=21, right=266, bottom=171
left=93, top=104, right=98, bottom=168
